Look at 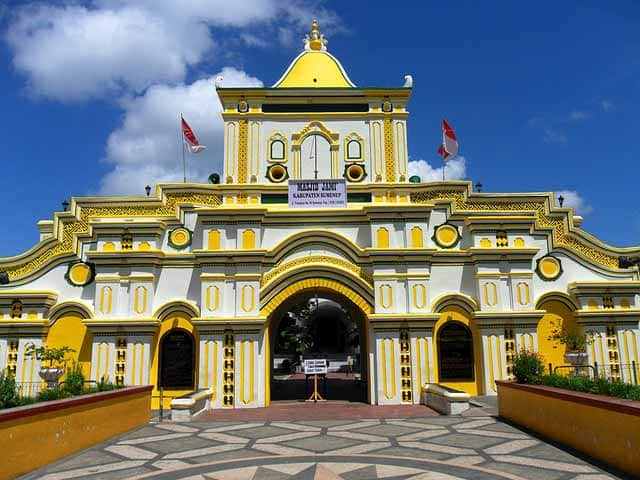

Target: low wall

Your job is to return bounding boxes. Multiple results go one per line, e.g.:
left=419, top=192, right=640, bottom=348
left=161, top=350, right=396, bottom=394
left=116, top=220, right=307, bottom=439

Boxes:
left=0, top=385, right=152, bottom=480
left=497, top=380, right=640, bottom=477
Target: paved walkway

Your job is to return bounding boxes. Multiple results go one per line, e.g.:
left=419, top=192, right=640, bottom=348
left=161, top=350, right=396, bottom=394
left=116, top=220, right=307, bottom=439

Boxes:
left=21, top=406, right=623, bottom=480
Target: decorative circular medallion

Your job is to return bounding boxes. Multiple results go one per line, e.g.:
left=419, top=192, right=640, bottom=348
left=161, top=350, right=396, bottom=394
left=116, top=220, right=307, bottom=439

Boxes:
left=433, top=223, right=460, bottom=248
left=382, top=100, right=393, bottom=113
left=536, top=255, right=563, bottom=280
left=168, top=227, right=193, bottom=249
left=238, top=100, right=249, bottom=113
left=266, top=164, right=288, bottom=183
left=344, top=163, right=366, bottom=182
left=65, top=261, right=95, bottom=286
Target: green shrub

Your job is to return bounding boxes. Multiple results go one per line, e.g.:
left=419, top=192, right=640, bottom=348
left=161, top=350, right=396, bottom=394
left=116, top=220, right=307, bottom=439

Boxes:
left=36, top=388, right=72, bottom=402
left=512, top=349, right=545, bottom=384
left=96, top=376, right=118, bottom=392
left=63, top=362, right=85, bottom=396
left=0, top=373, right=20, bottom=409
left=540, top=374, right=640, bottom=401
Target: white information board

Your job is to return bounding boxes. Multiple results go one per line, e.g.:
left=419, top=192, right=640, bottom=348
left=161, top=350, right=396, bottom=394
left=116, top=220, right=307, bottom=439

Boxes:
left=303, top=358, right=328, bottom=375
left=288, top=179, right=347, bottom=209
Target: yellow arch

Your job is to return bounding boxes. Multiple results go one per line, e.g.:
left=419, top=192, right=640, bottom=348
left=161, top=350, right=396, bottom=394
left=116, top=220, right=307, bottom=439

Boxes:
left=267, top=229, right=366, bottom=264
left=431, top=293, right=479, bottom=314
left=260, top=277, right=372, bottom=317
left=535, top=291, right=580, bottom=311
left=48, top=300, right=94, bottom=324
left=291, top=121, right=339, bottom=148
left=153, top=300, right=200, bottom=320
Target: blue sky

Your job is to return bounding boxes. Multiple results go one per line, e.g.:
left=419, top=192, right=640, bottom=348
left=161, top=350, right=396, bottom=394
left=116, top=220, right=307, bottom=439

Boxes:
left=0, top=0, right=639, bottom=256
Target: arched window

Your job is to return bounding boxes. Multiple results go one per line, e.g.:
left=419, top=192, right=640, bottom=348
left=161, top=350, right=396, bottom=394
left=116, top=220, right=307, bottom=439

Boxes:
left=437, top=322, right=474, bottom=380
left=410, top=226, right=423, bottom=248
left=242, top=229, right=256, bottom=249
left=208, top=229, right=221, bottom=250
left=376, top=227, right=389, bottom=248
left=346, top=139, right=362, bottom=160
left=270, top=139, right=285, bottom=161
left=159, top=329, right=195, bottom=389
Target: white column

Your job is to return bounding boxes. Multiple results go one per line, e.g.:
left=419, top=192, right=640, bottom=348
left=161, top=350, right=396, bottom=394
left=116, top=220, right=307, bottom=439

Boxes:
left=375, top=332, right=401, bottom=405
left=198, top=334, right=224, bottom=408
left=410, top=330, right=435, bottom=403
left=234, top=332, right=263, bottom=408
left=90, top=336, right=116, bottom=383
left=125, top=336, right=152, bottom=386
left=16, top=338, right=43, bottom=397
left=481, top=328, right=506, bottom=395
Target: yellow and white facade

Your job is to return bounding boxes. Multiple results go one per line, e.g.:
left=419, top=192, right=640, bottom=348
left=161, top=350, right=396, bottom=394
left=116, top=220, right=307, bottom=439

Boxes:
left=1, top=22, right=640, bottom=408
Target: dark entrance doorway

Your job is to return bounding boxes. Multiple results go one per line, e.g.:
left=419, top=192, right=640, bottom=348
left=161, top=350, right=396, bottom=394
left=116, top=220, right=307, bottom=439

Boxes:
left=437, top=322, right=474, bottom=381
left=159, top=329, right=195, bottom=389
left=270, top=294, right=366, bottom=403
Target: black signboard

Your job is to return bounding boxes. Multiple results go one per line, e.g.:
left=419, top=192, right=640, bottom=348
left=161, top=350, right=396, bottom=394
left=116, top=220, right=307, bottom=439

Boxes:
left=159, top=330, right=194, bottom=389
left=438, top=322, right=474, bottom=380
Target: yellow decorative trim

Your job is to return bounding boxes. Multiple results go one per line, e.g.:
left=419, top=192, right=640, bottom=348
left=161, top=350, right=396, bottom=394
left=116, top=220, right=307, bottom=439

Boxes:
left=133, top=286, right=147, bottom=315
left=103, top=242, right=116, bottom=252
left=395, top=121, right=407, bottom=179
left=344, top=132, right=365, bottom=162
left=267, top=132, right=288, bottom=163
left=237, top=119, right=248, bottom=183
left=376, top=227, right=390, bottom=248
left=383, top=117, right=395, bottom=182
left=379, top=284, right=393, bottom=309
left=372, top=121, right=383, bottom=181
left=261, top=255, right=372, bottom=287
left=410, top=185, right=636, bottom=269
left=410, top=226, right=423, bottom=248
left=515, top=282, right=530, bottom=306
left=0, top=189, right=222, bottom=282
left=99, top=286, right=112, bottom=315
left=205, top=286, right=220, bottom=312
left=382, top=338, right=397, bottom=399
left=261, top=278, right=372, bottom=316
left=291, top=121, right=339, bottom=148
left=241, top=229, right=256, bottom=249
left=207, top=230, right=221, bottom=250
left=431, top=293, right=479, bottom=314
left=483, top=282, right=498, bottom=307
left=240, top=285, right=255, bottom=313
left=412, top=284, right=427, bottom=310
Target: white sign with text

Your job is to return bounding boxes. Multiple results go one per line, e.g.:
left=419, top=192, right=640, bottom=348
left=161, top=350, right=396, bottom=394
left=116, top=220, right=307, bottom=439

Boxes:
left=303, top=358, right=328, bottom=375
left=288, top=179, right=347, bottom=208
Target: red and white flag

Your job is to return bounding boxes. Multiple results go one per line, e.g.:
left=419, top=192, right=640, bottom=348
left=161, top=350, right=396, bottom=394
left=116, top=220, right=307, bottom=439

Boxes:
left=437, top=119, right=458, bottom=161
left=181, top=116, right=206, bottom=153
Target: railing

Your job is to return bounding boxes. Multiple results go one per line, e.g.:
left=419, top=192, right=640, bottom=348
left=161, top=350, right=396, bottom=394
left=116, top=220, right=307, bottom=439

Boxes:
left=549, top=361, right=639, bottom=385
left=15, top=382, right=45, bottom=397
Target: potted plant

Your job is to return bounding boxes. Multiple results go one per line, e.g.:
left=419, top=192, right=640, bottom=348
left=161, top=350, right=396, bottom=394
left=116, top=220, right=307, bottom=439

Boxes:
left=548, top=322, right=592, bottom=368
left=25, top=345, right=75, bottom=389
left=512, top=349, right=545, bottom=384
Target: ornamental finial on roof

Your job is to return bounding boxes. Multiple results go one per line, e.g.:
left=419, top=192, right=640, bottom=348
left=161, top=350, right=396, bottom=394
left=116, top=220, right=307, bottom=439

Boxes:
left=304, top=19, right=328, bottom=52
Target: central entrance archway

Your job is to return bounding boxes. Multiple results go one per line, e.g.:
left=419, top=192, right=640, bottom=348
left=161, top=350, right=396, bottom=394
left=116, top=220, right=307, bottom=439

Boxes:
left=262, top=277, right=373, bottom=405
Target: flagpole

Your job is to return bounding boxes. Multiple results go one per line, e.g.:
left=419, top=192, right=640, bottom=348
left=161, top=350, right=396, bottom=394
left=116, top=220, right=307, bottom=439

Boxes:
left=180, top=113, right=186, bottom=183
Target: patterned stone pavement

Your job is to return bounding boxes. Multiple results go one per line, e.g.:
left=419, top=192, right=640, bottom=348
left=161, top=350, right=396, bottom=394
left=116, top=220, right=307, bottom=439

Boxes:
left=20, top=409, right=624, bottom=480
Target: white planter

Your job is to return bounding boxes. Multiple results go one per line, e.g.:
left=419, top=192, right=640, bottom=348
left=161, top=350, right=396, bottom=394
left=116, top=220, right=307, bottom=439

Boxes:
left=39, top=367, right=64, bottom=389
left=564, top=352, right=588, bottom=365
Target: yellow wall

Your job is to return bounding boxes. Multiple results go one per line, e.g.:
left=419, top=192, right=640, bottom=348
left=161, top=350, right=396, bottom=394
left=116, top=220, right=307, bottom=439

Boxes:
left=537, top=300, right=579, bottom=370
left=46, top=314, right=93, bottom=379
left=149, top=315, right=199, bottom=410
left=498, top=382, right=640, bottom=478
left=0, top=387, right=151, bottom=480
left=432, top=307, right=484, bottom=395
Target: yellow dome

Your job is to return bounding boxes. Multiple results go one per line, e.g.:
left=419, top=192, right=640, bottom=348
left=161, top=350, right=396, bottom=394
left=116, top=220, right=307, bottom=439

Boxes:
left=272, top=20, right=355, bottom=88
left=274, top=51, right=355, bottom=88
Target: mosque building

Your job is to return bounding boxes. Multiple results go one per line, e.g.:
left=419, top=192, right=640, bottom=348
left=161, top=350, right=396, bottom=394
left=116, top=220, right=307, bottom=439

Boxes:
left=1, top=21, right=639, bottom=409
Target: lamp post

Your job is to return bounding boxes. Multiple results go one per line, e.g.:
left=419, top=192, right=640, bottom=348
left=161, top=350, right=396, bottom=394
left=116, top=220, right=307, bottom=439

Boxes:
left=475, top=182, right=482, bottom=193
left=145, top=185, right=151, bottom=196
left=62, top=200, right=69, bottom=211
left=558, top=195, right=564, bottom=207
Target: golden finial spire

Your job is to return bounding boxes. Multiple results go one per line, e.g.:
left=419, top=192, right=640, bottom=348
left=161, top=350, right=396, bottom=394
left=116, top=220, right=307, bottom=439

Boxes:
left=305, top=19, right=327, bottom=51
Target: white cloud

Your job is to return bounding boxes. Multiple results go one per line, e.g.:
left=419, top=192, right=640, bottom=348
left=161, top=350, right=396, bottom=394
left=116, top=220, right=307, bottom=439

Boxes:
left=543, top=128, right=567, bottom=145
left=570, top=111, right=590, bottom=121
left=601, top=99, right=614, bottom=112
left=99, top=67, right=262, bottom=195
left=5, top=0, right=340, bottom=102
left=6, top=5, right=213, bottom=101
left=407, top=157, right=466, bottom=182
left=556, top=190, right=593, bottom=216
